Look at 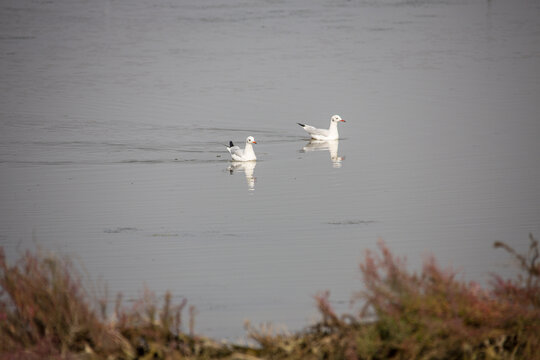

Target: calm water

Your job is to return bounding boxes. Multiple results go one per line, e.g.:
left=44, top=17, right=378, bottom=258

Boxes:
left=1, top=0, right=540, bottom=341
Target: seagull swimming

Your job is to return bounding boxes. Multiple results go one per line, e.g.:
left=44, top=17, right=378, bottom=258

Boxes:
left=226, top=136, right=257, bottom=161
left=297, top=115, right=346, bottom=141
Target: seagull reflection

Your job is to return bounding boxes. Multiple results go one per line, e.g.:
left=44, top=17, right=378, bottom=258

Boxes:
left=301, top=140, right=345, bottom=168
left=228, top=161, right=257, bottom=190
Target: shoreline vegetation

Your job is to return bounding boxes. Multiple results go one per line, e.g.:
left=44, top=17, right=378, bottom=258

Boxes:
left=1, top=236, right=539, bottom=360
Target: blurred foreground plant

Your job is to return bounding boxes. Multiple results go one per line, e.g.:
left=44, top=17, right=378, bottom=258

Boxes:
left=352, top=235, right=540, bottom=359
left=248, top=235, right=540, bottom=360
left=0, top=248, right=235, bottom=359
left=2, top=235, right=539, bottom=359
left=0, top=248, right=122, bottom=358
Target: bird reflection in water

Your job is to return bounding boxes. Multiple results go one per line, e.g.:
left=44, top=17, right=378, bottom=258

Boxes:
left=301, top=139, right=344, bottom=168
left=228, top=161, right=257, bottom=190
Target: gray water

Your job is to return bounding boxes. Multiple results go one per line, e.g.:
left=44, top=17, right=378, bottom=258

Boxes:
left=1, top=0, right=540, bottom=341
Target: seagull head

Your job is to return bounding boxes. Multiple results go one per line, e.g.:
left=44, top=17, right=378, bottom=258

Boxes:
left=246, top=136, right=257, bottom=144
left=331, top=115, right=345, bottom=123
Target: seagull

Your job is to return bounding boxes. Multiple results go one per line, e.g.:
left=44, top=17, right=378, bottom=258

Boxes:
left=297, top=115, right=346, bottom=141
left=226, top=136, right=257, bottom=161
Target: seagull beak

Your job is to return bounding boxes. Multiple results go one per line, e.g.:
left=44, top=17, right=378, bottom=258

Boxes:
left=252, top=141, right=257, bottom=144
left=340, top=119, right=346, bottom=122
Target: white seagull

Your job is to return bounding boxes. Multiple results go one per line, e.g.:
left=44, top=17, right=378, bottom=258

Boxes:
left=226, top=136, right=257, bottom=161
left=297, top=114, right=346, bottom=141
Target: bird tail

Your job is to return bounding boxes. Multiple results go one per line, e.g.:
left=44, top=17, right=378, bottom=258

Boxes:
left=297, top=123, right=306, bottom=128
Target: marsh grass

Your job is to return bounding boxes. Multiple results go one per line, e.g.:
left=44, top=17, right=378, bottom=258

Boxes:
left=0, top=248, right=236, bottom=359
left=1, top=235, right=539, bottom=359
left=247, top=235, right=540, bottom=360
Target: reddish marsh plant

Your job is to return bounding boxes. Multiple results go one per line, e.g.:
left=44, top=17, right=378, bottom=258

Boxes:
left=354, top=236, right=540, bottom=359
left=2, top=235, right=539, bottom=359
left=0, top=248, right=223, bottom=359
left=0, top=248, right=129, bottom=358
left=248, top=236, right=540, bottom=360
left=492, top=234, right=540, bottom=308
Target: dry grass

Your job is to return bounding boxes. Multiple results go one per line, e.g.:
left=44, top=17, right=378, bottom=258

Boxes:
left=247, top=235, right=540, bottom=360
left=1, top=235, right=539, bottom=359
left=0, top=248, right=237, bottom=359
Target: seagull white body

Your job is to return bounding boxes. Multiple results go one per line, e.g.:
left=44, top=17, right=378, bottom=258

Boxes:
left=297, top=115, right=346, bottom=141
left=226, top=136, right=257, bottom=161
